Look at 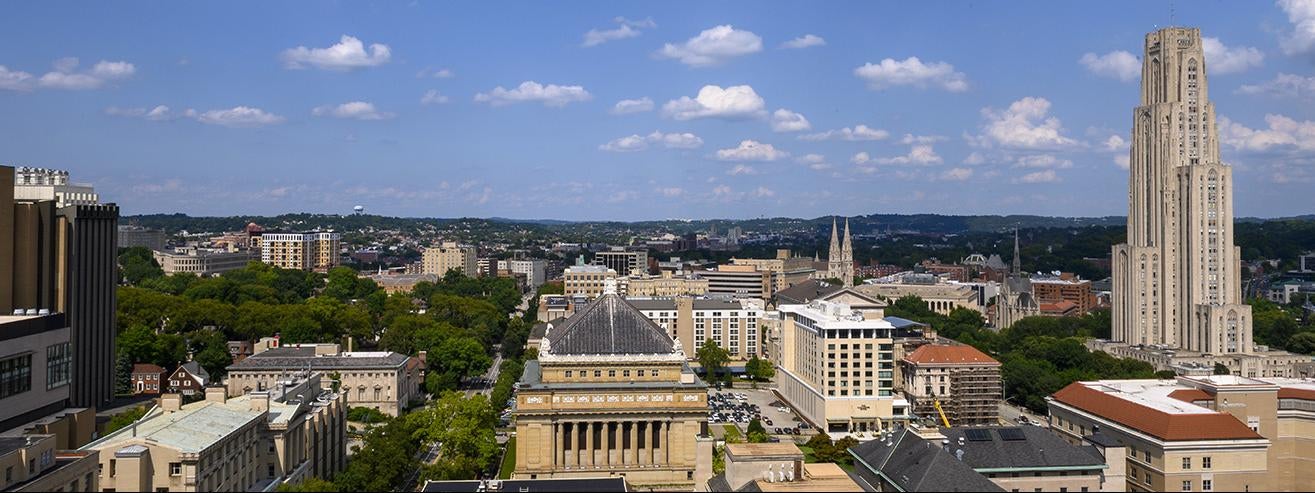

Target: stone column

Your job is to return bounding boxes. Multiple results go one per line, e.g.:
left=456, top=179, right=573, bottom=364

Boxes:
left=663, top=419, right=671, bottom=466
left=629, top=421, right=638, bottom=466
left=602, top=421, right=611, bottom=467
left=639, top=421, right=649, bottom=465
left=584, top=421, right=594, bottom=467
left=652, top=420, right=662, bottom=465
left=554, top=422, right=564, bottom=467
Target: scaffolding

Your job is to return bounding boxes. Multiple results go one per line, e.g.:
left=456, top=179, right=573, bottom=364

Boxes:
left=911, top=367, right=1002, bottom=427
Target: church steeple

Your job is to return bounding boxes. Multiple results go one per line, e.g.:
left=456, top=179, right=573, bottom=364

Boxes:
left=1012, top=228, right=1021, bottom=276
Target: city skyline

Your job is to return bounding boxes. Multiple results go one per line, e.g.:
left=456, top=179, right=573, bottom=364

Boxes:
left=3, top=1, right=1315, bottom=221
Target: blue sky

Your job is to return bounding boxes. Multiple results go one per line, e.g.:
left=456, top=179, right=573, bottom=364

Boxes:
left=2, top=1, right=1314, bottom=220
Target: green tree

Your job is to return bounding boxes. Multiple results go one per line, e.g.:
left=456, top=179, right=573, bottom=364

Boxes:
left=696, top=340, right=730, bottom=383
left=104, top=406, right=148, bottom=434
left=427, top=337, right=492, bottom=393
left=275, top=478, right=338, bottom=492
left=409, top=392, right=500, bottom=480
left=745, top=355, right=775, bottom=385
left=1214, top=363, right=1232, bottom=375
left=333, top=417, right=421, bottom=492
left=118, top=247, right=164, bottom=285
left=1287, top=332, right=1315, bottom=354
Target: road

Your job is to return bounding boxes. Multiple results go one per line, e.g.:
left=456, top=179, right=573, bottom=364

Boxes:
left=464, top=347, right=504, bottom=398
left=997, top=402, right=1049, bottom=428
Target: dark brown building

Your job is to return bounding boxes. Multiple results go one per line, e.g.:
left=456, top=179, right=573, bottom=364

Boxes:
left=130, top=363, right=167, bottom=395
left=166, top=362, right=210, bottom=396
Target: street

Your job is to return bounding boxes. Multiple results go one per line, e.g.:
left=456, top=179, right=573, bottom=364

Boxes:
left=997, top=402, right=1049, bottom=428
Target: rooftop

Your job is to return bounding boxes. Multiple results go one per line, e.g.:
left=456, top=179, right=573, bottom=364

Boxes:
left=1049, top=380, right=1265, bottom=442
left=543, top=293, right=679, bottom=356
left=850, top=427, right=1003, bottom=492
left=88, top=401, right=264, bottom=454
left=421, top=478, right=627, bottom=492
left=903, top=344, right=999, bottom=366
left=228, top=346, right=409, bottom=371
left=939, top=426, right=1105, bottom=471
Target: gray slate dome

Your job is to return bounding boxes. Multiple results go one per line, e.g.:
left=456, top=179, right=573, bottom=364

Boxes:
left=544, top=293, right=677, bottom=356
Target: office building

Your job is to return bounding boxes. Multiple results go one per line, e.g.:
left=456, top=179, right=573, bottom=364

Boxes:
left=116, top=225, right=166, bottom=251
left=563, top=265, right=621, bottom=298
left=226, top=342, right=422, bottom=416
left=625, top=272, right=709, bottom=298
left=629, top=297, right=765, bottom=359
left=697, top=265, right=774, bottom=300
left=507, top=259, right=547, bottom=289
left=260, top=232, right=340, bottom=272
left=512, top=282, right=713, bottom=489
left=153, top=247, right=254, bottom=276
left=773, top=300, right=909, bottom=433
left=83, top=375, right=345, bottom=492
left=593, top=247, right=648, bottom=277
left=900, top=344, right=1001, bottom=426
left=422, top=242, right=478, bottom=278
left=731, top=250, right=816, bottom=293
left=0, top=313, right=81, bottom=438
left=2, top=165, right=119, bottom=410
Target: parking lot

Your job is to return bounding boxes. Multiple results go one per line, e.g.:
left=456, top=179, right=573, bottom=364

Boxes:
left=708, top=387, right=813, bottom=439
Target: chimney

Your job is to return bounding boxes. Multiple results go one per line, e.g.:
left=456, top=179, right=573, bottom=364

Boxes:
left=249, top=391, right=270, bottom=412
left=161, top=394, right=183, bottom=412
left=205, top=386, right=227, bottom=403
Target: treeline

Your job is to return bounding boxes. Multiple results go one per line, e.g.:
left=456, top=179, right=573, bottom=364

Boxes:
left=884, top=296, right=1158, bottom=414
left=1251, top=297, right=1315, bottom=354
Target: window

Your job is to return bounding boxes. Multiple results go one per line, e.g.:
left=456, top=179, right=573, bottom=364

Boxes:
left=168, top=462, right=182, bottom=476
left=565, top=371, right=572, bottom=378
left=0, top=354, right=32, bottom=399
left=46, top=343, right=72, bottom=389
left=1182, top=480, right=1192, bottom=491
left=1182, top=457, right=1191, bottom=470
left=1202, top=456, right=1211, bottom=469
left=1203, top=479, right=1212, bottom=491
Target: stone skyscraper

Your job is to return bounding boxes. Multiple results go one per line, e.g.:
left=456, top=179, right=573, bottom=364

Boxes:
left=1111, top=27, right=1252, bottom=354
left=827, top=217, right=854, bottom=287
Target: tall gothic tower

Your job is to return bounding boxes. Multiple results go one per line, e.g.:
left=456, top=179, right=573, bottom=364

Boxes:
left=827, top=217, right=854, bottom=287
left=1111, top=27, right=1252, bottom=354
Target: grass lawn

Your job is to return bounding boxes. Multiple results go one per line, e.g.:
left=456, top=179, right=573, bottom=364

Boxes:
left=498, top=437, right=516, bottom=479
left=722, top=424, right=743, bottom=442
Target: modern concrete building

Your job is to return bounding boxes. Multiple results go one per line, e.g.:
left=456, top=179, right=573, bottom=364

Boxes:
left=1111, top=27, right=1253, bottom=356
left=773, top=300, right=910, bottom=434
left=563, top=264, right=620, bottom=299
left=116, top=225, right=166, bottom=251
left=0, top=313, right=77, bottom=437
left=506, top=259, right=547, bottom=289
left=0, top=434, right=99, bottom=493
left=731, top=250, right=816, bottom=294
left=512, top=284, right=713, bottom=489
left=152, top=247, right=254, bottom=276
left=83, top=376, right=345, bottom=492
left=2, top=165, right=118, bottom=410
left=260, top=232, right=340, bottom=272
left=226, top=342, right=421, bottom=416
left=592, top=247, right=648, bottom=277
left=629, top=297, right=765, bottom=359
left=900, top=344, right=1002, bottom=426
left=697, top=265, right=775, bottom=300
left=422, top=241, right=478, bottom=278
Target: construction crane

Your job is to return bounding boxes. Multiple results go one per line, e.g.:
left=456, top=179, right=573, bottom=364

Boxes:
left=933, top=400, right=951, bottom=427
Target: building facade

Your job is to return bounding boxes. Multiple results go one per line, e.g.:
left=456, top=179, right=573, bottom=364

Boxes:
left=506, top=259, right=547, bottom=289
left=153, top=247, right=254, bottom=276
left=856, top=281, right=982, bottom=316
left=900, top=344, right=1001, bottom=426
left=422, top=242, right=478, bottom=278
left=772, top=301, right=909, bottom=433
left=630, top=297, right=765, bottom=359
left=226, top=343, right=421, bottom=416
left=512, top=287, right=713, bottom=489
left=10, top=167, right=98, bottom=207
left=130, top=364, right=167, bottom=395
left=117, top=225, right=166, bottom=251
left=563, top=265, right=620, bottom=299
left=697, top=265, right=774, bottom=300
left=0, top=435, right=99, bottom=493
left=592, top=248, right=648, bottom=277
left=625, top=272, right=709, bottom=298
left=731, top=250, right=816, bottom=293
left=261, top=232, right=340, bottom=272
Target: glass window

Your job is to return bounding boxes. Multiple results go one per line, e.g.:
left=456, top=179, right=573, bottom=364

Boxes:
left=0, top=354, right=32, bottom=399
left=47, top=343, right=72, bottom=390
left=1182, top=457, right=1191, bottom=470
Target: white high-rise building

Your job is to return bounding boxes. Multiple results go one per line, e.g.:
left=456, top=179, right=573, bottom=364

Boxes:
left=1111, top=27, right=1252, bottom=355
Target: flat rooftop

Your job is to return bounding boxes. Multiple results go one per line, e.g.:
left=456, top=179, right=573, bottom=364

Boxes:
left=1079, top=380, right=1215, bottom=415
left=89, top=402, right=264, bottom=454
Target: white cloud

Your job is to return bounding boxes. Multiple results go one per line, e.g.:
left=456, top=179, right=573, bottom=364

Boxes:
left=963, top=151, right=986, bottom=165
left=656, top=25, right=762, bottom=67
left=312, top=101, right=394, bottom=120
left=1011, top=154, right=1073, bottom=169
left=0, top=66, right=34, bottom=91
left=1238, top=73, right=1315, bottom=99
left=599, top=131, right=704, bottom=152
left=416, top=68, right=455, bottom=79
left=796, top=153, right=832, bottom=171
left=421, top=90, right=449, bottom=105
left=1279, top=0, right=1315, bottom=59
left=1013, top=169, right=1060, bottom=184
left=853, top=57, right=968, bottom=92
left=770, top=108, right=811, bottom=132
left=2, top=58, right=135, bottom=92
left=655, top=187, right=685, bottom=197
left=662, top=84, right=766, bottom=120
left=781, top=34, right=826, bottom=49
left=1101, top=135, right=1127, bottom=152
left=474, top=81, right=592, bottom=107
left=753, top=186, right=776, bottom=198
left=583, top=17, right=655, bottom=47
left=727, top=164, right=758, bottom=176
left=939, top=167, right=974, bottom=181
left=715, top=140, right=788, bottom=161
left=611, top=97, right=655, bottom=114
left=977, top=97, right=1078, bottom=149
left=1114, top=154, right=1131, bottom=170
left=1218, top=114, right=1315, bottom=152
left=281, top=35, right=391, bottom=71
left=900, top=134, right=945, bottom=145
left=1201, top=37, right=1264, bottom=74
left=105, top=105, right=188, bottom=121
left=867, top=145, right=944, bottom=166
left=799, top=124, right=889, bottom=141
left=1079, top=50, right=1140, bottom=81
left=606, top=190, right=640, bottom=203
left=851, top=152, right=871, bottom=164
left=196, top=106, right=285, bottom=127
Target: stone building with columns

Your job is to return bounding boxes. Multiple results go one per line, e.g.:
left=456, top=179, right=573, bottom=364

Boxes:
left=511, top=281, right=713, bottom=489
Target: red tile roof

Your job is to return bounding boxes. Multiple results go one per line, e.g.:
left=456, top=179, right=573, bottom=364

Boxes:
left=131, top=363, right=166, bottom=374
left=903, top=344, right=999, bottom=366
left=1167, top=388, right=1213, bottom=403
left=1278, top=387, right=1315, bottom=401
left=1052, top=383, right=1263, bottom=442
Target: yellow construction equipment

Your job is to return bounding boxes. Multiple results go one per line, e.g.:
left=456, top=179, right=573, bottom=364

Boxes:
left=933, top=400, right=951, bottom=427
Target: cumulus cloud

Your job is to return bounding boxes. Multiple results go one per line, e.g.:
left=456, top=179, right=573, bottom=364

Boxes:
left=583, top=17, right=656, bottom=47
left=312, top=101, right=394, bottom=120
left=715, top=140, right=788, bottom=161
left=196, top=106, right=285, bottom=127
left=1115, top=154, right=1131, bottom=170
left=939, top=167, right=974, bottom=181
left=753, top=186, right=776, bottom=198
left=857, top=145, right=944, bottom=166
left=1202, top=37, right=1264, bottom=74
left=416, top=68, right=455, bottom=79
left=611, top=97, right=655, bottom=114
left=770, top=109, right=811, bottom=132
left=963, top=152, right=986, bottom=165
left=1013, top=169, right=1060, bottom=184
left=853, top=57, right=968, bottom=92
left=976, top=97, right=1079, bottom=149
left=799, top=124, right=889, bottom=141
left=1238, top=73, right=1315, bottom=99
left=781, top=34, right=826, bottom=49
left=281, top=35, right=391, bottom=71
left=421, top=89, right=449, bottom=105
left=1079, top=50, right=1140, bottom=81
left=105, top=105, right=190, bottom=121
left=727, top=164, right=758, bottom=176
left=1218, top=114, right=1315, bottom=152
left=1011, top=154, right=1073, bottom=169
left=474, top=81, right=592, bottom=107
left=655, top=187, right=685, bottom=197
left=1279, top=0, right=1315, bottom=59
left=662, top=84, right=766, bottom=120
left=599, top=131, right=704, bottom=152
left=1101, top=135, right=1131, bottom=169
left=1, top=58, right=136, bottom=91
left=656, top=25, right=762, bottom=67
left=796, top=153, right=832, bottom=171
left=900, top=134, right=946, bottom=145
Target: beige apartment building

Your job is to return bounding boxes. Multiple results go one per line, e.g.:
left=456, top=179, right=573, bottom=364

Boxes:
left=731, top=250, right=816, bottom=293
left=856, top=281, right=981, bottom=315
left=563, top=264, right=620, bottom=298
left=0, top=434, right=99, bottom=492
left=630, top=297, right=765, bottom=359
left=260, top=232, right=340, bottom=272
left=83, top=376, right=345, bottom=492
left=900, top=344, right=1002, bottom=426
left=512, top=287, right=713, bottom=489
left=772, top=300, right=909, bottom=433
left=625, top=272, right=708, bottom=297
left=1046, top=374, right=1315, bottom=492
left=422, top=241, right=478, bottom=278
left=226, top=342, right=421, bottom=416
